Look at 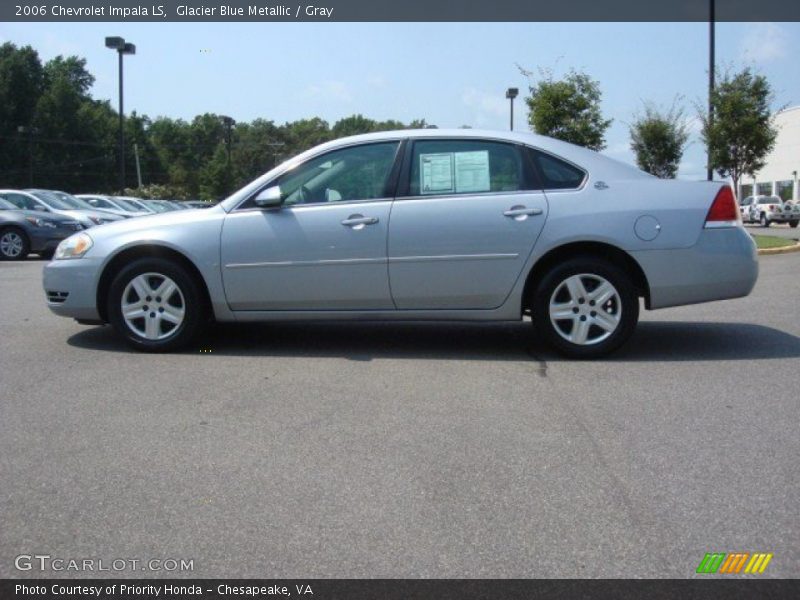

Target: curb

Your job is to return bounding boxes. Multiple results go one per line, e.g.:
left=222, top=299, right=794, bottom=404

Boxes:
left=757, top=241, right=800, bottom=256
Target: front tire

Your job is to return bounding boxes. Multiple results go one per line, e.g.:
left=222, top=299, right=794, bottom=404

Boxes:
left=107, top=257, right=205, bottom=352
left=531, top=257, right=639, bottom=359
left=790, top=221, right=798, bottom=229
left=0, top=227, right=30, bottom=260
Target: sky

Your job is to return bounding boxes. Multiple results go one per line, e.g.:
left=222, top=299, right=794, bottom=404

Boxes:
left=1, top=21, right=798, bottom=180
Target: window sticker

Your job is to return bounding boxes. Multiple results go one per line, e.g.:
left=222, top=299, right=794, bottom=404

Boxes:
left=454, top=150, right=490, bottom=193
left=420, top=153, right=454, bottom=195
left=419, top=150, right=491, bottom=195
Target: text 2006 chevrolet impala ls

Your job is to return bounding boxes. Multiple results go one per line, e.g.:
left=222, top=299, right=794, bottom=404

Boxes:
left=43, top=130, right=758, bottom=358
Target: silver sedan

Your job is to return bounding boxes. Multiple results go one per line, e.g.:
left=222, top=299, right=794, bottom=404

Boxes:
left=43, top=129, right=758, bottom=358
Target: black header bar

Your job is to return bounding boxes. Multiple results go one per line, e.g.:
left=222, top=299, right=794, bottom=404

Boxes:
left=3, top=0, right=800, bottom=22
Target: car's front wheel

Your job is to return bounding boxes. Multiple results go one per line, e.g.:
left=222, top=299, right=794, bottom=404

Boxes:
left=532, top=257, right=639, bottom=359
left=107, top=257, right=205, bottom=352
left=0, top=227, right=30, bottom=260
left=790, top=220, right=799, bottom=229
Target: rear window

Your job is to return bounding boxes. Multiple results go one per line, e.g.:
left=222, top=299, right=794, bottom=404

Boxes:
left=528, top=149, right=586, bottom=190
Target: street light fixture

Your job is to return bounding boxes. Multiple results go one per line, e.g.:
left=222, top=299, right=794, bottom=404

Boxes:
left=106, top=36, right=136, bottom=194
left=505, top=87, right=519, bottom=131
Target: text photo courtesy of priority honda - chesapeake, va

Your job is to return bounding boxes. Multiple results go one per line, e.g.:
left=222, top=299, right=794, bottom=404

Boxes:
left=1, top=1, right=799, bottom=599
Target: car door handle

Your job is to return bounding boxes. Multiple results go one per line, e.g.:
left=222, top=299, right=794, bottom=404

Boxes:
left=341, top=216, right=379, bottom=227
left=503, top=206, right=543, bottom=218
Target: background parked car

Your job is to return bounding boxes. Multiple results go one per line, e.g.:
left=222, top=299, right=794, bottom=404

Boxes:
left=77, top=194, right=151, bottom=218
left=14, top=189, right=124, bottom=229
left=141, top=199, right=179, bottom=213
left=113, top=196, right=156, bottom=214
left=184, top=200, right=214, bottom=209
left=0, top=195, right=83, bottom=260
left=742, top=195, right=800, bottom=227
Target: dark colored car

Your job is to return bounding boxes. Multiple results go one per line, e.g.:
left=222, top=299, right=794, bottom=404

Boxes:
left=0, top=195, right=84, bottom=260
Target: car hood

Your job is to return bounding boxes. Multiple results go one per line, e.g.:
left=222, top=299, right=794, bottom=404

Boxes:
left=7, top=209, right=75, bottom=223
left=84, top=204, right=226, bottom=242
left=58, top=209, right=124, bottom=223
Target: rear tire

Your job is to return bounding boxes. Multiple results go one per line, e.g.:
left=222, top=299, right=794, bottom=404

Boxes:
left=790, top=221, right=799, bottom=229
left=760, top=213, right=770, bottom=227
left=0, top=227, right=30, bottom=260
left=107, top=257, right=205, bottom=352
left=531, top=257, right=639, bottom=359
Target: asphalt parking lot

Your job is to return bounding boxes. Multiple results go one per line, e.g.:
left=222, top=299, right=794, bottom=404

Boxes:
left=1, top=254, right=798, bottom=579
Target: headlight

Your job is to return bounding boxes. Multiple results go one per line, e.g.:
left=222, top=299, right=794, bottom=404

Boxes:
left=25, top=216, right=57, bottom=228
left=54, top=233, right=93, bottom=260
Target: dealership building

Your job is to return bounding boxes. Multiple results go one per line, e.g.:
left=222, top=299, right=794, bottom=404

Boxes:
left=738, top=106, right=800, bottom=201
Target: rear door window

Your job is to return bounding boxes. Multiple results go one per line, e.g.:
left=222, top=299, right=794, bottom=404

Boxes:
left=406, top=139, right=538, bottom=197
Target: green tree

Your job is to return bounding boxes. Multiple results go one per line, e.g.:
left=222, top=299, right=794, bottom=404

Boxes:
left=700, top=68, right=778, bottom=194
left=43, top=55, right=94, bottom=95
left=629, top=102, right=690, bottom=178
left=31, top=58, right=117, bottom=191
left=332, top=114, right=377, bottom=138
left=523, top=69, right=611, bottom=150
left=0, top=43, right=45, bottom=187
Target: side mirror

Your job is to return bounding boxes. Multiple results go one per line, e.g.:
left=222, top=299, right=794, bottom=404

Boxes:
left=254, top=186, right=283, bottom=208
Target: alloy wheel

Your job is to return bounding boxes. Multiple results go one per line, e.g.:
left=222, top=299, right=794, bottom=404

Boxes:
left=0, top=231, right=24, bottom=258
left=121, top=272, right=186, bottom=340
left=548, top=273, right=622, bottom=346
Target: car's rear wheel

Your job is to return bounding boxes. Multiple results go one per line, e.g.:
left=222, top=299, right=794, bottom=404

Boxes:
left=0, top=227, right=30, bottom=260
left=790, top=221, right=799, bottom=228
left=760, top=213, right=770, bottom=227
left=107, top=257, right=205, bottom=352
left=532, top=257, right=639, bottom=359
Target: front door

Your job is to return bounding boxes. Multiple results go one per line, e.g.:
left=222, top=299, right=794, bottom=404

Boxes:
left=221, top=141, right=401, bottom=311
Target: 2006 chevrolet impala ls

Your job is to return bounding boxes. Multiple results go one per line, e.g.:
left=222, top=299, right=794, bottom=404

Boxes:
left=43, top=130, right=758, bottom=358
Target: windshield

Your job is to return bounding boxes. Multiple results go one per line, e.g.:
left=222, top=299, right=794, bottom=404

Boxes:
left=114, top=198, right=140, bottom=211
left=53, top=191, right=94, bottom=209
left=0, top=198, right=18, bottom=210
left=27, top=190, right=74, bottom=210
left=143, top=200, right=171, bottom=213
left=118, top=197, right=149, bottom=211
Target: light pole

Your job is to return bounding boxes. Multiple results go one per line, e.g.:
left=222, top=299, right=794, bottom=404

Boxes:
left=707, top=0, right=715, bottom=181
left=505, top=87, right=519, bottom=131
left=105, top=36, right=136, bottom=194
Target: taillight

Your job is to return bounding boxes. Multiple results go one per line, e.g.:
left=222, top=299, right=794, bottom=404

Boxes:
left=704, top=185, right=739, bottom=228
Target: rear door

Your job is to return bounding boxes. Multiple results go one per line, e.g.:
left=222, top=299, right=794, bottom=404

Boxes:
left=388, top=138, right=548, bottom=309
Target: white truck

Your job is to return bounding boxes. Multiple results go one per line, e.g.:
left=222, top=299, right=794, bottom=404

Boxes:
left=740, top=195, right=800, bottom=228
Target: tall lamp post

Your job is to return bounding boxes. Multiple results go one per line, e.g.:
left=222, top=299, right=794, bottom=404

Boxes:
left=105, top=36, right=136, bottom=194
left=505, top=87, right=519, bottom=131
left=707, top=0, right=715, bottom=182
